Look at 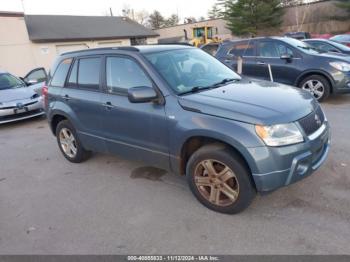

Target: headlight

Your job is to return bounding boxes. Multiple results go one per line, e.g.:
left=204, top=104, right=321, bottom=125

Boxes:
left=255, top=123, right=304, bottom=147
left=329, top=61, right=350, bottom=72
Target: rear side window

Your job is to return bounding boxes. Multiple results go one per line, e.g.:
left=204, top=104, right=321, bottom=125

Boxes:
left=106, top=57, right=152, bottom=93
left=50, top=58, right=72, bottom=87
left=67, top=60, right=78, bottom=87
left=78, top=57, right=101, bottom=90
left=228, top=42, right=255, bottom=57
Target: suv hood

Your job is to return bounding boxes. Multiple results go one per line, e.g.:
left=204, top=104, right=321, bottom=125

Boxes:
left=178, top=78, right=318, bottom=125
left=0, top=87, right=36, bottom=103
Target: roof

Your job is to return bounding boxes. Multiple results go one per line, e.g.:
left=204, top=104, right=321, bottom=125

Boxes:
left=60, top=45, right=193, bottom=56
left=0, top=11, right=24, bottom=17
left=24, top=15, right=159, bottom=42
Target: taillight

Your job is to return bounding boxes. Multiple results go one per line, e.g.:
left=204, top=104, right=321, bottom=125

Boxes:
left=42, top=85, right=48, bottom=108
left=347, top=43, right=350, bottom=47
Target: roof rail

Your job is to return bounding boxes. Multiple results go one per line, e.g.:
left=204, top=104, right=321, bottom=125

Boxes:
left=61, top=46, right=139, bottom=56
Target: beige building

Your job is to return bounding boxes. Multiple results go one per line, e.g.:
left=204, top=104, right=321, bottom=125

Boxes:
left=0, top=12, right=158, bottom=76
left=155, top=18, right=233, bottom=43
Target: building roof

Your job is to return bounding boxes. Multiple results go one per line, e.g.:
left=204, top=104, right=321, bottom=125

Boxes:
left=0, top=11, right=24, bottom=17
left=24, top=15, right=159, bottom=42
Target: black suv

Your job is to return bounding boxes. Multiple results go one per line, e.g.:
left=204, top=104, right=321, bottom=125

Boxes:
left=215, top=37, right=350, bottom=101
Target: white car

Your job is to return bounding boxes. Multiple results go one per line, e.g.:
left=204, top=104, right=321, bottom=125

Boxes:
left=0, top=68, right=47, bottom=124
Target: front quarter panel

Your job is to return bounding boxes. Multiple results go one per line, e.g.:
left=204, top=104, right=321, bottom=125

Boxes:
left=165, top=96, right=264, bottom=175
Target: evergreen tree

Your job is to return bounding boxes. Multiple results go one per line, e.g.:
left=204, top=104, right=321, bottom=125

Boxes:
left=149, top=10, right=165, bottom=29
left=223, top=0, right=285, bottom=36
left=208, top=4, right=222, bottom=19
left=164, top=14, right=180, bottom=27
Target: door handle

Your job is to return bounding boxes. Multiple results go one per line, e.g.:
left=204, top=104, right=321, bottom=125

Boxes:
left=257, top=61, right=266, bottom=65
left=224, top=59, right=231, bottom=63
left=63, top=94, right=71, bottom=101
left=103, top=101, right=114, bottom=109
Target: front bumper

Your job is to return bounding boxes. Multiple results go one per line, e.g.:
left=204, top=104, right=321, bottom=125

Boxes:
left=250, top=122, right=330, bottom=192
left=333, top=71, right=350, bottom=94
left=0, top=97, right=45, bottom=124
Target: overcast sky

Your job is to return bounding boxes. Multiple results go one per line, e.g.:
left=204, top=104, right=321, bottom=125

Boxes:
left=0, top=0, right=216, bottom=21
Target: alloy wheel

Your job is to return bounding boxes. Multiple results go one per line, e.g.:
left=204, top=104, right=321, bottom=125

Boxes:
left=59, top=128, right=77, bottom=158
left=194, top=159, right=239, bottom=207
left=302, top=80, right=325, bottom=100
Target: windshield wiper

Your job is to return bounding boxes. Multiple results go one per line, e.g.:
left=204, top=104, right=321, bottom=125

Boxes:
left=178, top=78, right=238, bottom=96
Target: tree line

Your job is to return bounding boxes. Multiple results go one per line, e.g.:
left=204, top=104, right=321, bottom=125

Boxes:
left=118, top=0, right=350, bottom=33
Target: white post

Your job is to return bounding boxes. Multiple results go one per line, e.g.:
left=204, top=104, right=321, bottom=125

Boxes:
left=268, top=64, right=274, bottom=82
left=237, top=56, right=243, bottom=74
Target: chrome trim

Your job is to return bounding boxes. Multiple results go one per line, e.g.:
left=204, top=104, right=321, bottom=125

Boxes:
left=308, top=123, right=326, bottom=140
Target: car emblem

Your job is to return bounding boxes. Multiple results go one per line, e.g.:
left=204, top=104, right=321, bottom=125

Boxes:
left=16, top=102, right=24, bottom=109
left=315, top=114, right=322, bottom=126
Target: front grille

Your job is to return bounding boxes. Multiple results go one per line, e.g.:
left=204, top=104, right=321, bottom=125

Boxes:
left=298, top=106, right=325, bottom=136
left=0, top=100, right=38, bottom=110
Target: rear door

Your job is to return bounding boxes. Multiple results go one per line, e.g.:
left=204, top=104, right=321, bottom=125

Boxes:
left=60, top=56, right=106, bottom=153
left=99, top=55, right=169, bottom=169
left=255, top=40, right=301, bottom=85
left=221, top=41, right=258, bottom=77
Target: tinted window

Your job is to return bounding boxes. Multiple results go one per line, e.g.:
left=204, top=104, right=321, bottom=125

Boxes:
left=228, top=42, right=255, bottom=56
left=276, top=43, right=294, bottom=56
left=78, top=57, right=101, bottom=89
left=0, top=73, right=25, bottom=90
left=258, top=42, right=279, bottom=57
left=67, top=60, right=78, bottom=87
left=106, top=57, right=152, bottom=93
left=50, top=58, right=72, bottom=87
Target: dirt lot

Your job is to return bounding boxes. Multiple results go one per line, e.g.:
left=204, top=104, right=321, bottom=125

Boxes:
left=0, top=95, right=349, bottom=255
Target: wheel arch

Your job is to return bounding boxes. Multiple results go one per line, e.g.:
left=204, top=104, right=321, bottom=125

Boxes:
left=178, top=135, right=257, bottom=190
left=295, top=70, right=334, bottom=93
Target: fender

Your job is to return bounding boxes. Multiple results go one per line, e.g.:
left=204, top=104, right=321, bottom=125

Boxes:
left=295, top=69, right=335, bottom=90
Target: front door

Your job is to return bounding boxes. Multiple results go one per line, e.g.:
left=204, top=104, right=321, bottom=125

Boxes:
left=255, top=40, right=301, bottom=85
left=100, top=55, right=169, bottom=169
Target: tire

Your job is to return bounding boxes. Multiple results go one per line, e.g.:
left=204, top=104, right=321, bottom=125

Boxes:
left=299, top=75, right=330, bottom=102
left=186, top=144, right=256, bottom=214
left=55, top=120, right=91, bottom=163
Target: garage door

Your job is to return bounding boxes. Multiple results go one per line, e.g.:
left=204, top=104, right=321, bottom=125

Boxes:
left=56, top=44, right=88, bottom=54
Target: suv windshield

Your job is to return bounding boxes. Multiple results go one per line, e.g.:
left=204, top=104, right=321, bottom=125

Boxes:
left=145, top=48, right=241, bottom=95
left=0, top=73, right=26, bottom=90
left=281, top=38, right=321, bottom=54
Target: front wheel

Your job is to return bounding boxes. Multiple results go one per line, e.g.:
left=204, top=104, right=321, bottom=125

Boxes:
left=299, top=75, right=330, bottom=102
left=186, top=144, right=256, bottom=214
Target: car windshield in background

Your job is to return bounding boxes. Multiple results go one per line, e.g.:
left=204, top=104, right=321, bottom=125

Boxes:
left=0, top=73, right=26, bottom=90
left=145, top=48, right=241, bottom=95
left=282, top=38, right=321, bottom=54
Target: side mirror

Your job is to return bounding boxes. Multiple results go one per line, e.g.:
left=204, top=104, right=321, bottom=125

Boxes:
left=128, top=86, right=158, bottom=103
left=280, top=53, right=293, bottom=62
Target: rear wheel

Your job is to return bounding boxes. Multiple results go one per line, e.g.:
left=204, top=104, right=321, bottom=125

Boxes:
left=299, top=75, right=330, bottom=102
left=56, top=120, right=90, bottom=163
left=186, top=144, right=256, bottom=214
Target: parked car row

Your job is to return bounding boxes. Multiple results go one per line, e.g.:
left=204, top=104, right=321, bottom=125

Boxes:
left=0, top=68, right=47, bottom=124
left=202, top=36, right=350, bottom=101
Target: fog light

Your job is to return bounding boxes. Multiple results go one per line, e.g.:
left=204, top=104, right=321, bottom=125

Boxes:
left=296, top=162, right=308, bottom=176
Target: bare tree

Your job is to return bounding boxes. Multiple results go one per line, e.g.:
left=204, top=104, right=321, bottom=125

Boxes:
left=135, top=10, right=150, bottom=26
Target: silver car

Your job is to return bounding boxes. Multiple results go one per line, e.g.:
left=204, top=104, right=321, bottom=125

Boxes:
left=0, top=68, right=47, bottom=124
